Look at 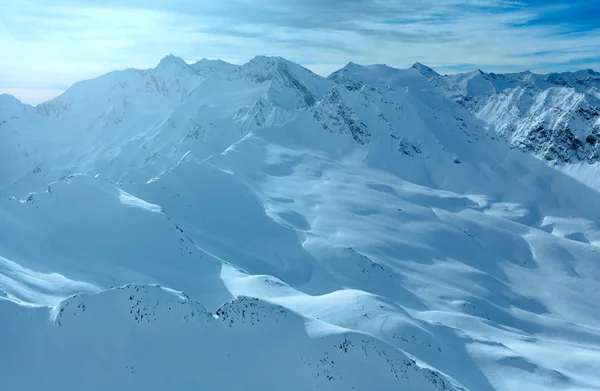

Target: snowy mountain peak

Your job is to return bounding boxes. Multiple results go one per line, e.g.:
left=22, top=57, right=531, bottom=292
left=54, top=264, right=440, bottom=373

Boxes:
left=240, top=55, right=332, bottom=109
left=0, top=94, right=27, bottom=117
left=550, top=68, right=600, bottom=78
left=243, top=55, right=295, bottom=74
left=194, top=57, right=229, bottom=65
left=442, top=65, right=600, bottom=165
left=241, top=55, right=314, bottom=80
left=0, top=93, right=22, bottom=104
left=329, top=63, right=392, bottom=82
left=191, top=58, right=240, bottom=75
left=410, top=62, right=439, bottom=77
left=248, top=54, right=284, bottom=63
left=155, top=54, right=193, bottom=73
left=332, top=61, right=402, bottom=77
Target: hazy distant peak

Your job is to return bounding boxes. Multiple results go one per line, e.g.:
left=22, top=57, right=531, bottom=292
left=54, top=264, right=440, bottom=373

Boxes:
left=155, top=54, right=192, bottom=72
left=410, top=62, right=439, bottom=77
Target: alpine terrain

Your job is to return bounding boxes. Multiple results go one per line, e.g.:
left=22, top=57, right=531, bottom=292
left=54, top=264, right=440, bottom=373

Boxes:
left=1, top=55, right=600, bottom=391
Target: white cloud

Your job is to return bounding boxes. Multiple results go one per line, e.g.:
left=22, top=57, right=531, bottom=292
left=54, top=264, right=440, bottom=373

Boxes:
left=1, top=0, right=599, bottom=104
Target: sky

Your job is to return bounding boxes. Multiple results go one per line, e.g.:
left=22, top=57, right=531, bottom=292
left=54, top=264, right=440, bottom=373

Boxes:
left=1, top=0, right=599, bottom=104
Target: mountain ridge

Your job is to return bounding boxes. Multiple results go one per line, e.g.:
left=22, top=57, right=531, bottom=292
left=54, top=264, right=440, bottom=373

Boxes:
left=5, top=54, right=599, bottom=105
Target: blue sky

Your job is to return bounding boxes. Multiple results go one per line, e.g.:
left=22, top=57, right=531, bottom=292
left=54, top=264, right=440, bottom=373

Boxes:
left=1, top=0, right=599, bottom=104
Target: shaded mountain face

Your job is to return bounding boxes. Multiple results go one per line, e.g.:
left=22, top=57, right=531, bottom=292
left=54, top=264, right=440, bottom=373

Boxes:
left=1, top=55, right=600, bottom=391
left=445, top=69, right=600, bottom=165
left=330, top=62, right=600, bottom=166
left=328, top=61, right=600, bottom=190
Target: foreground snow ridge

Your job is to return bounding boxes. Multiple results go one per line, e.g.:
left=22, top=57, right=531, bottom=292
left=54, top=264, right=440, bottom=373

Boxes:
left=1, top=55, right=600, bottom=390
left=2, top=284, right=448, bottom=391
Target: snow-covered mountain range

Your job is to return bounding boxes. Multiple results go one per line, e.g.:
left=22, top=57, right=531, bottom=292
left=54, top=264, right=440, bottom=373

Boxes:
left=1, top=55, right=600, bottom=391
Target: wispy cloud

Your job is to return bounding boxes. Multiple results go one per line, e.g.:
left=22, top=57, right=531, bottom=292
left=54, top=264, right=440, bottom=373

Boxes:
left=1, top=0, right=599, bottom=104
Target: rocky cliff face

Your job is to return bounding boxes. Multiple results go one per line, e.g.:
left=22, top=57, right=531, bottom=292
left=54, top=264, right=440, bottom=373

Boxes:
left=444, top=69, right=600, bottom=164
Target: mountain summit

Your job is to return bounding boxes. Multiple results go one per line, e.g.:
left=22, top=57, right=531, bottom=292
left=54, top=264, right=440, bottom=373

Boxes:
left=156, top=54, right=191, bottom=70
left=410, top=62, right=439, bottom=77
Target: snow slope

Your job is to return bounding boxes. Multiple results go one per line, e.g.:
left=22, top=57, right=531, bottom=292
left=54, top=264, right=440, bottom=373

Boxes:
left=451, top=72, right=600, bottom=165
left=1, top=55, right=600, bottom=391
left=0, top=284, right=448, bottom=391
left=443, top=68, right=600, bottom=189
left=329, top=62, right=600, bottom=190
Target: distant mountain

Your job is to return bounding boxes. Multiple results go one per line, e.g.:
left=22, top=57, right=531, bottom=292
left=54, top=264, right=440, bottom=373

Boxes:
left=329, top=61, right=600, bottom=189
left=332, top=62, right=600, bottom=166
left=442, top=68, right=600, bottom=165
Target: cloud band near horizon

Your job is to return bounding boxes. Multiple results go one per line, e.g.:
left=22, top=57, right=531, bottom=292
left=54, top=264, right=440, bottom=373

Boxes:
left=1, top=0, right=599, bottom=104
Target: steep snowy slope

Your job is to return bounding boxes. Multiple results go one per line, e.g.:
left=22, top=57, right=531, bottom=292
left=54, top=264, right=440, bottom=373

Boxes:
left=1, top=56, right=600, bottom=391
left=206, top=75, right=600, bottom=390
left=240, top=55, right=333, bottom=109
left=331, top=62, right=600, bottom=189
left=445, top=70, right=600, bottom=165
left=0, top=56, right=208, bottom=196
left=0, top=172, right=230, bottom=308
left=451, top=70, right=600, bottom=191
left=0, top=55, right=322, bottom=197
